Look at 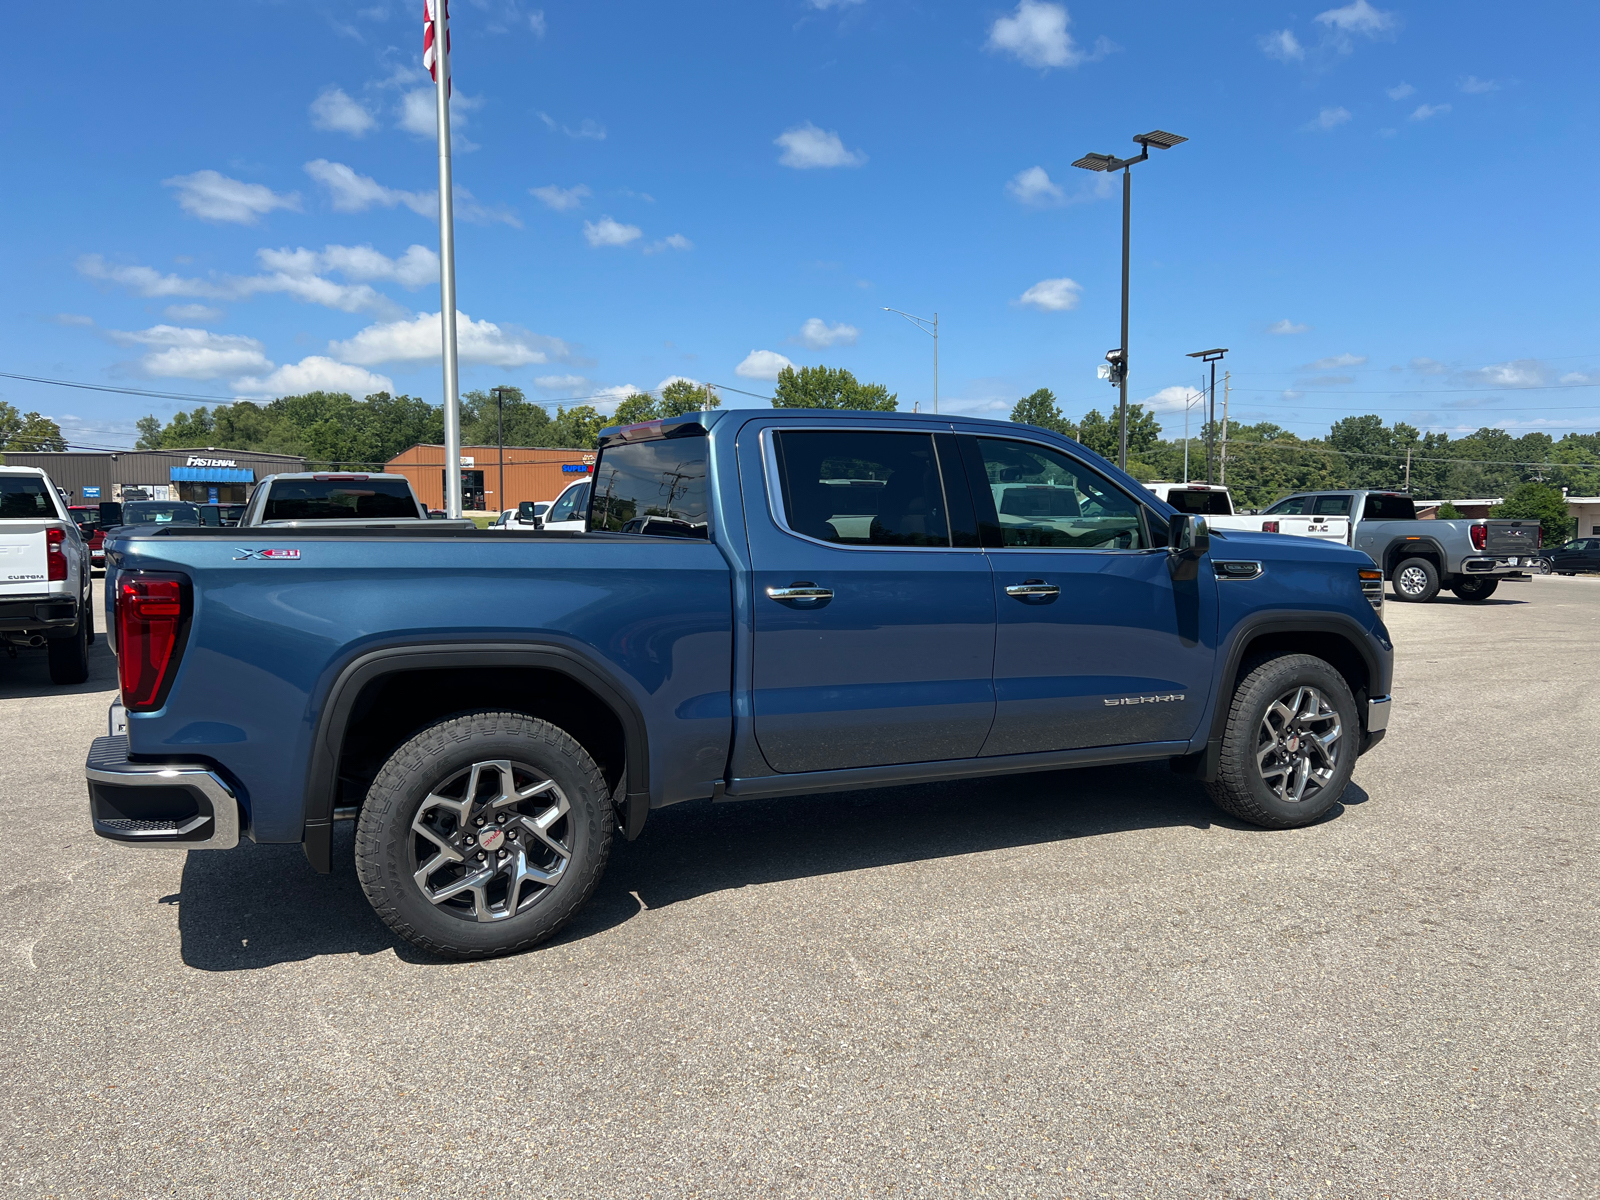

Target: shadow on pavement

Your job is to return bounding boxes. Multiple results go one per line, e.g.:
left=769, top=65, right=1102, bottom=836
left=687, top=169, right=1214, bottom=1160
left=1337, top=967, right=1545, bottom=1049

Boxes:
left=172, top=761, right=1365, bottom=970
left=0, top=637, right=117, bottom=701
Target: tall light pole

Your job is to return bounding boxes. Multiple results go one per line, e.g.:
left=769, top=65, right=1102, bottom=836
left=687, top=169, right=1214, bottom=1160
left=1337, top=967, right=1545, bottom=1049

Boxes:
left=1073, top=130, right=1187, bottom=471
left=491, top=386, right=508, bottom=513
left=882, top=307, right=938, bottom=414
left=1186, top=348, right=1228, bottom=484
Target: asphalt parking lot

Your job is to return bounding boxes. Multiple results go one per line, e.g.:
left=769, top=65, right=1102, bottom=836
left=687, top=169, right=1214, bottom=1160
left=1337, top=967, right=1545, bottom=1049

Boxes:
left=1, top=577, right=1595, bottom=1199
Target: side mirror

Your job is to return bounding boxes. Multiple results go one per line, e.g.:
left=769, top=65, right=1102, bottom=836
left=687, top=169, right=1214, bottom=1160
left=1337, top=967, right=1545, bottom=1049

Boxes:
left=1168, top=513, right=1210, bottom=581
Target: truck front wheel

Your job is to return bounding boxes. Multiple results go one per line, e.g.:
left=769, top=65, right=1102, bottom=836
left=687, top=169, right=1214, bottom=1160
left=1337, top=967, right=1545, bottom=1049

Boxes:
left=1205, top=654, right=1359, bottom=829
left=355, top=710, right=614, bottom=959
left=1391, top=557, right=1440, bottom=603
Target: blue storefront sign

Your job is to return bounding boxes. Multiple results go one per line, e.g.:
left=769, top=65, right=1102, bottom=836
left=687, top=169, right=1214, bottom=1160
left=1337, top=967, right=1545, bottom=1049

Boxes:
left=208, top=486, right=219, bottom=503
left=83, top=486, right=101, bottom=499
left=561, top=464, right=591, bottom=473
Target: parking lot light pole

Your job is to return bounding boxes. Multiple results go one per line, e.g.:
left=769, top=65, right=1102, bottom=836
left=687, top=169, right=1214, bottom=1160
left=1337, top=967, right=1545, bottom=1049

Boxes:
left=1073, top=130, right=1188, bottom=470
left=1186, top=348, right=1228, bottom=484
left=491, top=387, right=508, bottom=513
left=882, top=307, right=938, bottom=414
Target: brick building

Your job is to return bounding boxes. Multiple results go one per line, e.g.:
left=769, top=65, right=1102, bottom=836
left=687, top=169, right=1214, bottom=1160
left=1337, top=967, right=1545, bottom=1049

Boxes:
left=1, top=448, right=307, bottom=504
left=385, top=444, right=594, bottom=512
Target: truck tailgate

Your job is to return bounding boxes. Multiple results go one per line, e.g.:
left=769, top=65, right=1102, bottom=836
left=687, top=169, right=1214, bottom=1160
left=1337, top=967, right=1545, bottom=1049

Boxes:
left=0, top=529, right=48, bottom=594
left=1483, top=520, right=1539, bottom=555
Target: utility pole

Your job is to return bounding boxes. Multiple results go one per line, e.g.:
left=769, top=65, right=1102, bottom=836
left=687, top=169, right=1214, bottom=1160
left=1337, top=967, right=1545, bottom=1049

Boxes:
left=882, top=308, right=938, bottom=413
left=1219, top=371, right=1231, bottom=486
left=1404, top=448, right=1412, bottom=493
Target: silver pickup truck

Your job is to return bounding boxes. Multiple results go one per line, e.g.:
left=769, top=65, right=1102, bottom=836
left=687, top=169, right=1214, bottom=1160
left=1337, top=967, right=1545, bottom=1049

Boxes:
left=0, top=466, right=94, bottom=682
left=1263, top=489, right=1541, bottom=602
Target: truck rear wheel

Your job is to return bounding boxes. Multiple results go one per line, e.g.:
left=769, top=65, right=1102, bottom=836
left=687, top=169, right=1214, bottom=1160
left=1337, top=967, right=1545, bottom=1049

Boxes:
left=1205, top=653, right=1358, bottom=829
left=47, top=610, right=89, bottom=685
left=1451, top=577, right=1499, bottom=602
left=1391, top=557, right=1440, bottom=603
left=355, top=710, right=614, bottom=959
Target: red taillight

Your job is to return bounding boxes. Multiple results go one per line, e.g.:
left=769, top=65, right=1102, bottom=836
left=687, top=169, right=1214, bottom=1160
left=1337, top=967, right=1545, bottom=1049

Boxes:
left=116, top=574, right=190, bottom=711
left=46, top=528, right=67, bottom=581
left=1469, top=523, right=1487, bottom=550
left=1261, top=520, right=1280, bottom=533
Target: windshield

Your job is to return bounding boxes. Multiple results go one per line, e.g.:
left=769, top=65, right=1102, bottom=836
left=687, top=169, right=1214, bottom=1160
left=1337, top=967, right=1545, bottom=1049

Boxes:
left=1164, top=488, right=1233, bottom=515
left=1263, top=495, right=1308, bottom=515
left=123, top=501, right=202, bottom=525
left=262, top=479, right=421, bottom=521
left=0, top=476, right=55, bottom=519
left=69, top=507, right=103, bottom=532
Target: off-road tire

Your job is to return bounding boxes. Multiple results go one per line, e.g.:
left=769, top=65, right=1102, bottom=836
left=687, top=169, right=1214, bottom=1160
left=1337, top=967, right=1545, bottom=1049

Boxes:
left=1391, top=556, right=1440, bottom=603
left=47, top=610, right=89, bottom=684
left=1451, top=577, right=1499, bottom=602
left=1204, top=653, right=1359, bottom=830
left=355, top=710, right=613, bottom=959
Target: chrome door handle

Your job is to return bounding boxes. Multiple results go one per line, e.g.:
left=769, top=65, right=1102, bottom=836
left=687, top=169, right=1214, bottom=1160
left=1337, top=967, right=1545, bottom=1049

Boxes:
left=767, top=585, right=833, bottom=603
left=1005, top=580, right=1059, bottom=598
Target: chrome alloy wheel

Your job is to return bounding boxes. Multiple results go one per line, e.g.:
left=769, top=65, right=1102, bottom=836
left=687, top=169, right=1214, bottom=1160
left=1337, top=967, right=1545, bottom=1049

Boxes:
left=1396, top=564, right=1431, bottom=598
left=409, top=759, right=571, bottom=923
left=1255, top=686, right=1343, bottom=805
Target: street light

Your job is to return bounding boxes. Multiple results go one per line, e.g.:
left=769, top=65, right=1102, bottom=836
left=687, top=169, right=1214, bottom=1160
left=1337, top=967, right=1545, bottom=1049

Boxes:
left=1185, top=348, right=1228, bottom=484
left=490, top=386, right=509, bottom=513
left=1073, top=129, right=1188, bottom=470
left=882, top=307, right=938, bottom=414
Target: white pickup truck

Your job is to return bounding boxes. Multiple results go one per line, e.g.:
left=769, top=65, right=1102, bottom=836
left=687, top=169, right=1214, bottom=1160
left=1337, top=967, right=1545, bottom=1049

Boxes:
left=0, top=466, right=93, bottom=683
left=1143, top=482, right=1351, bottom=544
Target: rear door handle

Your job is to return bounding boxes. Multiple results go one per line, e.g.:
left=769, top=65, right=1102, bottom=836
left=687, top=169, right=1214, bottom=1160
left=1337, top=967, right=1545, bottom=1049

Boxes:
left=767, top=584, right=833, bottom=603
left=1005, top=580, right=1059, bottom=598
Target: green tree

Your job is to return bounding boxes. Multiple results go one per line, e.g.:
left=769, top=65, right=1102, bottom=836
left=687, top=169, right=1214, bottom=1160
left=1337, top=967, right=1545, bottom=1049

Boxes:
left=1436, top=502, right=1463, bottom=519
left=660, top=378, right=721, bottom=417
left=772, top=365, right=897, bottom=410
left=462, top=386, right=550, bottom=450
left=135, top=415, right=163, bottom=449
left=1009, top=388, right=1074, bottom=437
left=549, top=405, right=607, bottom=449
left=0, top=403, right=67, bottom=451
left=611, top=393, right=661, bottom=426
left=1075, top=404, right=1160, bottom=463
left=1493, top=482, right=1574, bottom=545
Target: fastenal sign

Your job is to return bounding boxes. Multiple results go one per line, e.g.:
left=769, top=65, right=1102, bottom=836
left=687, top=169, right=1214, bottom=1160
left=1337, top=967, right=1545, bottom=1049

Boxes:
left=186, top=455, right=238, bottom=468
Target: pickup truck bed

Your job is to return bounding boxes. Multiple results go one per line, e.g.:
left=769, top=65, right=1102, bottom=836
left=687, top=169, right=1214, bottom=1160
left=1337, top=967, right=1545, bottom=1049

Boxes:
left=88, top=410, right=1394, bottom=957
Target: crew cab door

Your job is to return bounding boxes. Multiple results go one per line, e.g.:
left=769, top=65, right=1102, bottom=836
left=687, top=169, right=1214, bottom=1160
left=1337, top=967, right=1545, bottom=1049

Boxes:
left=960, top=434, right=1217, bottom=755
left=743, top=423, right=996, bottom=773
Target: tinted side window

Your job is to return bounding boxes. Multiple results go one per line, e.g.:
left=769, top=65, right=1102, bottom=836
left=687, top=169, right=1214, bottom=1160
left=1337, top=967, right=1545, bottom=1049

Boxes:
left=589, top=437, right=709, bottom=538
left=1167, top=488, right=1232, bottom=515
left=1313, top=494, right=1352, bottom=515
left=972, top=438, right=1147, bottom=550
left=0, top=477, right=51, bottom=519
left=1265, top=495, right=1308, bottom=515
left=262, top=481, right=420, bottom=521
left=546, top=482, right=589, bottom=523
left=1363, top=494, right=1417, bottom=520
left=773, top=430, right=951, bottom=547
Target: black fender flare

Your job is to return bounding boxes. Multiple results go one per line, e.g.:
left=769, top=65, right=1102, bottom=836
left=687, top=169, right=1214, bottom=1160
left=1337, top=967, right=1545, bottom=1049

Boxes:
left=301, top=640, right=652, bottom=872
left=1384, top=537, right=1448, bottom=575
left=1175, top=610, right=1388, bottom=782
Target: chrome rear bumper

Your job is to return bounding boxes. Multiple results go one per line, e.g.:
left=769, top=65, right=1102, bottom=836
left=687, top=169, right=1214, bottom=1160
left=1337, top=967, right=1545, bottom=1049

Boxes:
left=85, top=734, right=240, bottom=850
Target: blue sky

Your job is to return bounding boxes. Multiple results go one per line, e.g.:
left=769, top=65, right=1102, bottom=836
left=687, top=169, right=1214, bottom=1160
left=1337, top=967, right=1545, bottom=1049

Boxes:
left=4, top=0, right=1597, bottom=449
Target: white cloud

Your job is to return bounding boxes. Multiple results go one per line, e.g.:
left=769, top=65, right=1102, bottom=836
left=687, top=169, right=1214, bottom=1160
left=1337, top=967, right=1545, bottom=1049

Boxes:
left=1410, top=103, right=1451, bottom=121
left=78, top=255, right=232, bottom=299
left=305, top=159, right=432, bottom=214
left=528, top=9, right=545, bottom=35
left=1410, top=357, right=1448, bottom=375
left=110, top=325, right=273, bottom=380
left=53, top=313, right=95, bottom=327
left=987, top=1, right=1109, bottom=69
left=258, top=243, right=438, bottom=288
left=735, top=350, right=793, bottom=381
left=1460, top=75, right=1500, bottom=94
left=1387, top=81, right=1415, bottom=99
left=1259, top=29, right=1304, bottom=62
left=583, top=216, right=642, bottom=247
left=643, top=233, right=693, bottom=254
left=1305, top=106, right=1352, bottom=131
left=1017, top=277, right=1082, bottom=311
left=1314, top=0, right=1395, bottom=37
left=1267, top=319, right=1309, bottom=335
left=1144, top=385, right=1204, bottom=412
left=309, top=87, right=376, bottom=136
left=774, top=122, right=867, bottom=169
left=1303, top=352, right=1368, bottom=369
left=329, top=310, right=569, bottom=368
left=530, top=184, right=590, bottom=211
left=231, top=356, right=394, bottom=398
left=1455, top=359, right=1547, bottom=388
left=795, top=318, right=859, bottom=349
left=163, top=170, right=300, bottom=225
left=536, top=112, right=606, bottom=140
left=535, top=374, right=588, bottom=391
left=587, top=385, right=643, bottom=411
left=399, top=88, right=482, bottom=148
left=1006, top=166, right=1065, bottom=206
left=164, top=304, right=224, bottom=323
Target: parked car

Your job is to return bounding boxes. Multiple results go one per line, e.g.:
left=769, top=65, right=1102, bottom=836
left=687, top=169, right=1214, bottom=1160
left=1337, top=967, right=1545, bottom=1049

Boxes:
left=87, top=409, right=1393, bottom=958
left=237, top=473, right=438, bottom=526
left=1263, top=490, right=1542, bottom=602
left=68, top=504, right=108, bottom=569
left=1144, top=482, right=1350, bottom=544
left=1, top=466, right=93, bottom=683
left=1540, top=537, right=1600, bottom=575
left=539, top=478, right=591, bottom=532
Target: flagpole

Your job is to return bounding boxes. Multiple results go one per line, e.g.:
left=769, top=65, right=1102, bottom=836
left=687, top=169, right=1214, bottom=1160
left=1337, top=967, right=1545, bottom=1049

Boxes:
left=431, top=0, right=463, bottom=518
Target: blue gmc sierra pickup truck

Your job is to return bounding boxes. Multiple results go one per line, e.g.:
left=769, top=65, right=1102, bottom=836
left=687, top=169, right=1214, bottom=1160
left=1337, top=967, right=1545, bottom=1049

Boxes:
left=86, top=409, right=1393, bottom=958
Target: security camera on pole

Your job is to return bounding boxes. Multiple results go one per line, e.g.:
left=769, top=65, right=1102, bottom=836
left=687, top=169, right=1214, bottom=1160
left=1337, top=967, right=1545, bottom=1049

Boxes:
left=1073, top=130, right=1187, bottom=471
left=425, top=0, right=463, bottom=518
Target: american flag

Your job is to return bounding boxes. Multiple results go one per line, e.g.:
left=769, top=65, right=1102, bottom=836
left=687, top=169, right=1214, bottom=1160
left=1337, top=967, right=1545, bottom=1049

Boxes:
left=423, top=0, right=450, bottom=88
